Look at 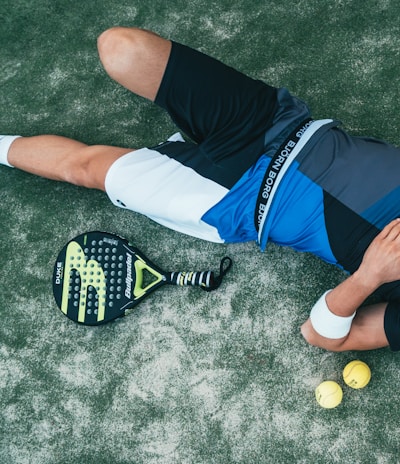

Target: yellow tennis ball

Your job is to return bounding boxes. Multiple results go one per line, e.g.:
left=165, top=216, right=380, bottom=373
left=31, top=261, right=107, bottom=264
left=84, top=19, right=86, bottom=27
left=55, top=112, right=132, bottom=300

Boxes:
left=343, top=360, right=371, bottom=389
left=315, top=381, right=343, bottom=409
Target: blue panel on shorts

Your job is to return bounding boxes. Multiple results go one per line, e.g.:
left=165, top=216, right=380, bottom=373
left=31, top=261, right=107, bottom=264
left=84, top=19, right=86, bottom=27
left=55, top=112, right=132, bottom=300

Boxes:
left=203, top=159, right=337, bottom=266
left=261, top=164, right=337, bottom=265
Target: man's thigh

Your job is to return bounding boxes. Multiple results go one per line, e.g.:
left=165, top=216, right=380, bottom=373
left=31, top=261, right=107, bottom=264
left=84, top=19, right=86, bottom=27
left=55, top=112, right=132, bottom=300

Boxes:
left=155, top=41, right=279, bottom=185
left=104, top=140, right=229, bottom=242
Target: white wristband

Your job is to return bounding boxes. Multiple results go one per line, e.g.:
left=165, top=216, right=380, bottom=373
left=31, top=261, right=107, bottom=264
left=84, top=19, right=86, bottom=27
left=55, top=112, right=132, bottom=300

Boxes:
left=309, top=290, right=356, bottom=339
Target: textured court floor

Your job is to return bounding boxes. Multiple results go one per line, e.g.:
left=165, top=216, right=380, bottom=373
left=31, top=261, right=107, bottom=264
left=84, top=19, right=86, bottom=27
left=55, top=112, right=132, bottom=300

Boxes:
left=1, top=1, right=399, bottom=463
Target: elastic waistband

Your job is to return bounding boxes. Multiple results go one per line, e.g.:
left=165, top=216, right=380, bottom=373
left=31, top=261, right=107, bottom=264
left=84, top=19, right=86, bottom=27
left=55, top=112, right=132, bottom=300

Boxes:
left=255, top=118, right=334, bottom=243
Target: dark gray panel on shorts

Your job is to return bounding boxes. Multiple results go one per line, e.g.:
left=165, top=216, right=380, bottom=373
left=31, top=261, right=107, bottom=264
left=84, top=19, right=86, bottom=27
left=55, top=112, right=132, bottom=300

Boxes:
left=298, top=127, right=400, bottom=214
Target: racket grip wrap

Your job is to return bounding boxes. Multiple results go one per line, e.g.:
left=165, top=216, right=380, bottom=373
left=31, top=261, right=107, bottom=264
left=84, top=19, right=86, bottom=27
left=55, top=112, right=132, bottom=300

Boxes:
left=169, top=270, right=213, bottom=287
left=168, top=257, right=232, bottom=291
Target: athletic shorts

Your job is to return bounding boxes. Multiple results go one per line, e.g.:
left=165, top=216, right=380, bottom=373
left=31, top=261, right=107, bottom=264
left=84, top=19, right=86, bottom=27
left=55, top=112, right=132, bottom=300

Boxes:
left=105, top=41, right=279, bottom=242
left=104, top=40, right=400, bottom=351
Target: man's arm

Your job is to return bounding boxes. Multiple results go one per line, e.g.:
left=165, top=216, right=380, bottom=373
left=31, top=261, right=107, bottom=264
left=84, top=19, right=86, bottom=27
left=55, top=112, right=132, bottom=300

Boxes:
left=301, top=219, right=400, bottom=351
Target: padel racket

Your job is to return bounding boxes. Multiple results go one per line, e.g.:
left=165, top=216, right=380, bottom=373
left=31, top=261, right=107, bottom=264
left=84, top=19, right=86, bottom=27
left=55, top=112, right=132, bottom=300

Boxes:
left=53, top=231, right=232, bottom=325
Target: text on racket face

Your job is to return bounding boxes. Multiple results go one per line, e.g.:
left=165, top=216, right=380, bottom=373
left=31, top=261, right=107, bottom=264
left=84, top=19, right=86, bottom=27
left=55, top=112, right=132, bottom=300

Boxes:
left=55, top=261, right=63, bottom=285
left=125, top=252, right=133, bottom=298
left=55, top=249, right=134, bottom=299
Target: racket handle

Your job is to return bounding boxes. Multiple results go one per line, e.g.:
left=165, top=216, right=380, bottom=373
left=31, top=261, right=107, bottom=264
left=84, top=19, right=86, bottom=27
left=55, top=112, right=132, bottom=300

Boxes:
left=168, top=256, right=232, bottom=291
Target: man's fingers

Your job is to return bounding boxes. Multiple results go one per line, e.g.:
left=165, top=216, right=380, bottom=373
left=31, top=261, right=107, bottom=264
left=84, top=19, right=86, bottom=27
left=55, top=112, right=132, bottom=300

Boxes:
left=378, top=219, right=400, bottom=241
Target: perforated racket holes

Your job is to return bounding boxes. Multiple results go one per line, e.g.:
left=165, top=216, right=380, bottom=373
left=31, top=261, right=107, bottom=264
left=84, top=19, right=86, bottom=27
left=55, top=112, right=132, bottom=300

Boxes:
left=68, top=238, right=125, bottom=315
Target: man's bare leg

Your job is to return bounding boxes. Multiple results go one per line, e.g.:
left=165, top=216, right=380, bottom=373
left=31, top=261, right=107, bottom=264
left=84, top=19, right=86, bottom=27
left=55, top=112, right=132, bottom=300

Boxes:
left=7, top=136, right=132, bottom=190
left=97, top=27, right=172, bottom=101
left=4, top=27, right=172, bottom=189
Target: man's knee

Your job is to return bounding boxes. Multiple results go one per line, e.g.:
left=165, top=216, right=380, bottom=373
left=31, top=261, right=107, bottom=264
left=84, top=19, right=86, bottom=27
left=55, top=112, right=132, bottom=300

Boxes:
left=97, top=26, right=170, bottom=101
left=97, top=27, right=151, bottom=78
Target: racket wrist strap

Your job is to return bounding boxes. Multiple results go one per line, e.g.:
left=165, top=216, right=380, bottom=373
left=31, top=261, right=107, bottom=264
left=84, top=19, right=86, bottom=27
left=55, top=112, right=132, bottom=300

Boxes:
left=202, top=256, right=233, bottom=292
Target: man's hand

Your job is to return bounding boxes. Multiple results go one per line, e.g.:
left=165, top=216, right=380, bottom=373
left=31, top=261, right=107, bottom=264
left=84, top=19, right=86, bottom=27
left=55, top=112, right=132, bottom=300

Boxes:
left=300, top=220, right=400, bottom=351
left=356, top=218, right=400, bottom=289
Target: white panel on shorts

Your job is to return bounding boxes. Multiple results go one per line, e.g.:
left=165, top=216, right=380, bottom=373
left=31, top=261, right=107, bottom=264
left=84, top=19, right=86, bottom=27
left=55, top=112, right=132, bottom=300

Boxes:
left=104, top=146, right=229, bottom=242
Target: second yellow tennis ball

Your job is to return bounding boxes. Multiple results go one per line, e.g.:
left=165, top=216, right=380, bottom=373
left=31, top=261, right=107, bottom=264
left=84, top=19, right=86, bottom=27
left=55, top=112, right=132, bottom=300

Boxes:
left=343, top=360, right=371, bottom=389
left=315, top=381, right=343, bottom=409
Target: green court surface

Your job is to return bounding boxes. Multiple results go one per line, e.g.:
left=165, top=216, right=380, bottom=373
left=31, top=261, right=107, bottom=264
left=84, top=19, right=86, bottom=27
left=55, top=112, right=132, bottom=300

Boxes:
left=1, top=1, right=399, bottom=463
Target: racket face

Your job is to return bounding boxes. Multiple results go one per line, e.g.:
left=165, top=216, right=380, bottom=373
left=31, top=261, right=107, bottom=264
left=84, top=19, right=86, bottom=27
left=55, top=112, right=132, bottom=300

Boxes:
left=52, top=231, right=165, bottom=325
